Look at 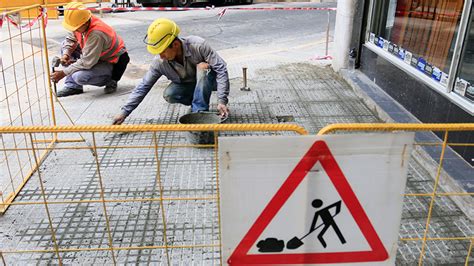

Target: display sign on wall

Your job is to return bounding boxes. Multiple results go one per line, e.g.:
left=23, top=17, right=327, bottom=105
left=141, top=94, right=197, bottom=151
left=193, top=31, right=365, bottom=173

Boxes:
left=368, top=33, right=450, bottom=87
left=454, top=78, right=468, bottom=97
left=465, top=86, right=474, bottom=102
left=367, top=32, right=474, bottom=103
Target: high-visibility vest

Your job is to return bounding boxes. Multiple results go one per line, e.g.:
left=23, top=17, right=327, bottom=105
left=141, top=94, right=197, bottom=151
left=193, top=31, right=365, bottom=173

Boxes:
left=74, top=16, right=125, bottom=64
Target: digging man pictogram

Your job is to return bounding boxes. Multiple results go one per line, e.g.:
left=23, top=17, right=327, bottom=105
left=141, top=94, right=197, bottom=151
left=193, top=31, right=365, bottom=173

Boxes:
left=286, top=199, right=346, bottom=249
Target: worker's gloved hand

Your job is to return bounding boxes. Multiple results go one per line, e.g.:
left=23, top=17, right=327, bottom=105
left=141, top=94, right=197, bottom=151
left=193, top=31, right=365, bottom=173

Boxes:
left=60, top=54, right=73, bottom=66
left=217, top=103, right=229, bottom=118
left=112, top=114, right=127, bottom=125
left=51, top=70, right=66, bottom=83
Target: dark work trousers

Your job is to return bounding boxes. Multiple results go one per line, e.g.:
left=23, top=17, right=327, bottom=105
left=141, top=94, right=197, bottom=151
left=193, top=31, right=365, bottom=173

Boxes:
left=112, top=52, right=130, bottom=82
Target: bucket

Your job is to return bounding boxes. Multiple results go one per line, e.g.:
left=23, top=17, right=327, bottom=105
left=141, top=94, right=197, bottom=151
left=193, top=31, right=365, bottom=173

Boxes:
left=178, top=112, right=227, bottom=145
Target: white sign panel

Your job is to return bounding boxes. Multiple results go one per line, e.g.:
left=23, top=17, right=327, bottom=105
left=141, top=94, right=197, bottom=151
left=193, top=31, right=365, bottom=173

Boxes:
left=219, top=133, right=414, bottom=265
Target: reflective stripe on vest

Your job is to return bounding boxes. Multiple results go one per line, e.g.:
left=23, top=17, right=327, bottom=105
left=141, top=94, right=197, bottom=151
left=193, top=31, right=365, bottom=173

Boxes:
left=74, top=16, right=125, bottom=64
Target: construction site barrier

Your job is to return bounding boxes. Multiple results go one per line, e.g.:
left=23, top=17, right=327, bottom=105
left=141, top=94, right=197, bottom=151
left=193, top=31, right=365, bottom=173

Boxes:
left=0, top=4, right=58, bottom=215
left=0, top=1, right=109, bottom=19
left=318, top=123, right=473, bottom=266
left=0, top=124, right=307, bottom=264
left=0, top=123, right=471, bottom=265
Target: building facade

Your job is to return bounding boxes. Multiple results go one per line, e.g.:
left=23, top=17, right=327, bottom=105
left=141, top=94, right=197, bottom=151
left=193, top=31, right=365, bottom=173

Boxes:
left=346, top=0, right=473, bottom=165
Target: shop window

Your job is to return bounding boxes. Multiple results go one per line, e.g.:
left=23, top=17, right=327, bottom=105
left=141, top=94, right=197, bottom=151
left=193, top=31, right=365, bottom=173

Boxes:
left=368, top=0, right=465, bottom=86
left=455, top=6, right=474, bottom=102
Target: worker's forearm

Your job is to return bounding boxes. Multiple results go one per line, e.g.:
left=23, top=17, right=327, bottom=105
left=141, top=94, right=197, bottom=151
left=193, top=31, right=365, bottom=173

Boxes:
left=216, top=71, right=230, bottom=105
left=121, top=68, right=161, bottom=116
left=62, top=33, right=78, bottom=56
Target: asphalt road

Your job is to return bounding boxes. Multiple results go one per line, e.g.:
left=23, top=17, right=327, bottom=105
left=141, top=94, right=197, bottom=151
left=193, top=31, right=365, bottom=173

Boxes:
left=50, top=2, right=336, bottom=65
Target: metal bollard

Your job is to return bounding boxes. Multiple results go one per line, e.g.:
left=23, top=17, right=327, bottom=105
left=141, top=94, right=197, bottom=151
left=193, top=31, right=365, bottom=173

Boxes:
left=240, top=67, right=250, bottom=91
left=99, top=1, right=103, bottom=18
left=325, top=10, right=330, bottom=58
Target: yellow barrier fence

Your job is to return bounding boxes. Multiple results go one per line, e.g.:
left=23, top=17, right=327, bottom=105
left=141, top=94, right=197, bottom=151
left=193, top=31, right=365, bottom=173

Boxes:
left=1, top=4, right=94, bottom=215
left=318, top=123, right=473, bottom=266
left=1, top=5, right=57, bottom=213
left=0, top=1, right=110, bottom=19
left=0, top=123, right=471, bottom=265
left=0, top=124, right=307, bottom=264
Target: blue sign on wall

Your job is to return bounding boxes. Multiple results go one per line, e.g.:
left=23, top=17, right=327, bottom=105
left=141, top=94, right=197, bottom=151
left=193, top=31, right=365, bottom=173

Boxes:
left=416, top=58, right=426, bottom=72
left=432, top=68, right=442, bottom=82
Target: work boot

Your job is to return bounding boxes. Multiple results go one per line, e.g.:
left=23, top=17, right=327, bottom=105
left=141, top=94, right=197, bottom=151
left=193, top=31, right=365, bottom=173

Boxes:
left=57, top=87, right=83, bottom=97
left=104, top=80, right=117, bottom=94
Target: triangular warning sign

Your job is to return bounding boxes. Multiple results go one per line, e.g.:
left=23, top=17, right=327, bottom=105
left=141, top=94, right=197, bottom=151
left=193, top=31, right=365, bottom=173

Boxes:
left=228, top=140, right=389, bottom=264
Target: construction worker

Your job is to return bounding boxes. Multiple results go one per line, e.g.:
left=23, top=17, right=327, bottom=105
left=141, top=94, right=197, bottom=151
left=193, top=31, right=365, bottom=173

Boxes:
left=112, top=18, right=230, bottom=125
left=51, top=2, right=129, bottom=97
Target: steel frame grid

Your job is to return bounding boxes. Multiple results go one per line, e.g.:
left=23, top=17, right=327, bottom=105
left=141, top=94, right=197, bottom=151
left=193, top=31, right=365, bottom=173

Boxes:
left=0, top=124, right=307, bottom=265
left=0, top=5, right=58, bottom=215
left=318, top=123, right=474, bottom=265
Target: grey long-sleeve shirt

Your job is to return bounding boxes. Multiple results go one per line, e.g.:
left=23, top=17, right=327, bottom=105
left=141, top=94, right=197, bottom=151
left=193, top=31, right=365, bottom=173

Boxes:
left=120, top=36, right=230, bottom=117
left=61, top=29, right=126, bottom=75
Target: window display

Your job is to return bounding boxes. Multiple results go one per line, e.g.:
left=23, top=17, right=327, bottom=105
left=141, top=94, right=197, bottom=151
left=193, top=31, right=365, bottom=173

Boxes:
left=367, top=0, right=474, bottom=106
left=456, top=6, right=474, bottom=102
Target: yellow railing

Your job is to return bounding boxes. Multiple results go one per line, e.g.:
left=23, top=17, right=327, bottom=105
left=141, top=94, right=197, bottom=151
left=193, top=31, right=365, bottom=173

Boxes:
left=0, top=124, right=309, bottom=134
left=0, top=1, right=110, bottom=19
left=1, top=4, right=58, bottom=215
left=0, top=124, right=307, bottom=265
left=1, top=4, right=107, bottom=217
left=318, top=123, right=473, bottom=266
left=0, top=119, right=472, bottom=265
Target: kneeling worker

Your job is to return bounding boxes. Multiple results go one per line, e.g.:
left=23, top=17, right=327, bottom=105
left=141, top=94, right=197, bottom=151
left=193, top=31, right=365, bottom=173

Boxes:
left=112, top=18, right=230, bottom=125
left=51, top=2, right=129, bottom=97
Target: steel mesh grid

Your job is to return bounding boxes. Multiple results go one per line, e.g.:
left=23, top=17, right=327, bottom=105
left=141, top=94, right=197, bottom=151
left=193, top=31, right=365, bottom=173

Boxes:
left=1, top=128, right=222, bottom=264
left=114, top=249, right=165, bottom=265
left=307, top=101, right=351, bottom=116
left=296, top=88, right=340, bottom=102
left=15, top=146, right=102, bottom=202
left=16, top=202, right=111, bottom=250
left=395, top=154, right=472, bottom=264
left=106, top=201, right=164, bottom=248
left=268, top=102, right=311, bottom=117
left=1, top=204, right=55, bottom=252
left=396, top=239, right=473, bottom=265
left=0, top=60, right=471, bottom=265
left=159, top=148, right=217, bottom=198
left=256, top=89, right=300, bottom=103
left=288, top=78, right=330, bottom=91
left=168, top=247, right=220, bottom=265
left=163, top=200, right=219, bottom=247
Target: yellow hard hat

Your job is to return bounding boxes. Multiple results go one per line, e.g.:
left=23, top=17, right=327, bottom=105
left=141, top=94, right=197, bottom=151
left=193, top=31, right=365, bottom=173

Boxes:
left=144, top=18, right=180, bottom=55
left=62, top=2, right=92, bottom=32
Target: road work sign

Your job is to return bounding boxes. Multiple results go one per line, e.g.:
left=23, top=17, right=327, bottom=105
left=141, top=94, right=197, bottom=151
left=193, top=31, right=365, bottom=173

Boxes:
left=219, top=133, right=414, bottom=265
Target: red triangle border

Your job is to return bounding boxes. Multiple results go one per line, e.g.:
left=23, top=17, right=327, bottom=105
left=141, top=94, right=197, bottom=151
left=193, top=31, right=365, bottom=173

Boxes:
left=228, top=140, right=389, bottom=264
